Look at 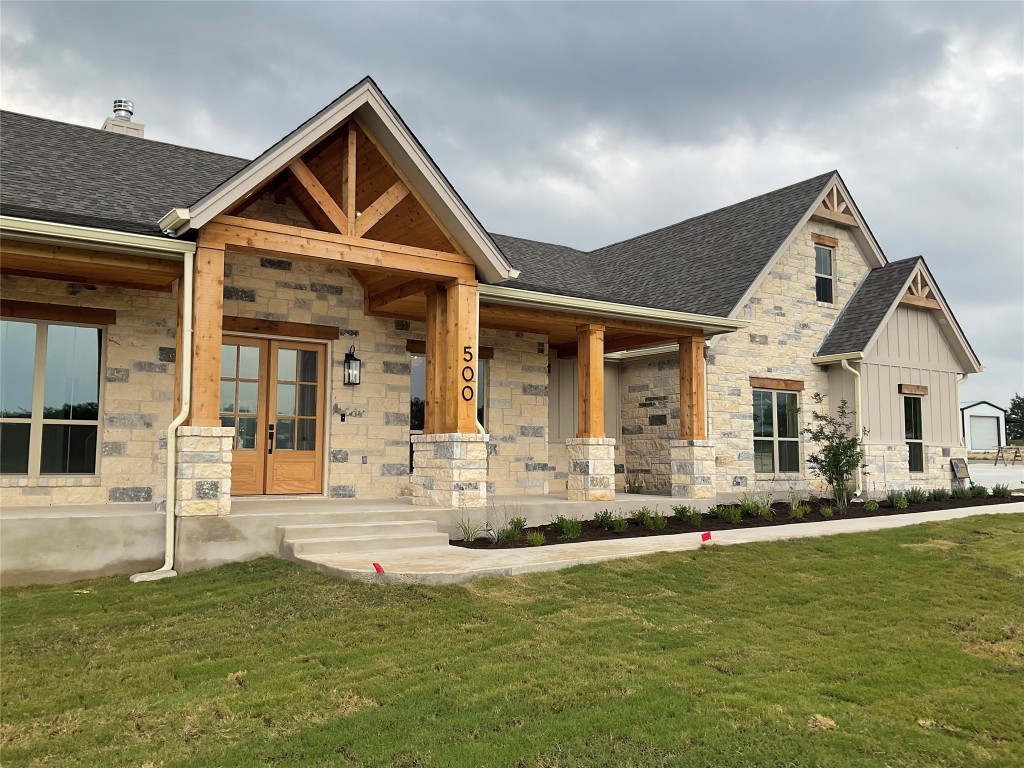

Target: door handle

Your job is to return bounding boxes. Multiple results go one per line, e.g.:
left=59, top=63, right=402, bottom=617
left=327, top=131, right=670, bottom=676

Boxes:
left=268, top=423, right=275, bottom=455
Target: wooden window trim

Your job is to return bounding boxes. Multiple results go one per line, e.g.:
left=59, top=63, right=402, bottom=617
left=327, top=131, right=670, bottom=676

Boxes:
left=811, top=233, right=839, bottom=248
left=405, top=339, right=494, bottom=359
left=0, top=300, right=116, bottom=326
left=222, top=316, right=338, bottom=341
left=749, top=377, right=804, bottom=392
left=898, top=383, right=929, bottom=396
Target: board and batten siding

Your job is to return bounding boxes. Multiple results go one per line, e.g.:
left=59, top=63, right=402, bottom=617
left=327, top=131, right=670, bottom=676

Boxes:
left=547, top=355, right=621, bottom=441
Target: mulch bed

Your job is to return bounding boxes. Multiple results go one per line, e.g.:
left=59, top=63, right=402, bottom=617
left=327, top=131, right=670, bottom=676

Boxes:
left=451, top=494, right=1020, bottom=549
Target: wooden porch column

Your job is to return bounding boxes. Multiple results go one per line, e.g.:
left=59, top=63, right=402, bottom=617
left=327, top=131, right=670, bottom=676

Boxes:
left=577, top=324, right=606, bottom=438
left=424, top=286, right=447, bottom=434
left=444, top=279, right=478, bottom=433
left=189, top=242, right=226, bottom=426
left=679, top=335, right=706, bottom=440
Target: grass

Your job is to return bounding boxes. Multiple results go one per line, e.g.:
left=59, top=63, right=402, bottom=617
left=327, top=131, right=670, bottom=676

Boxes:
left=2, top=514, right=1023, bottom=767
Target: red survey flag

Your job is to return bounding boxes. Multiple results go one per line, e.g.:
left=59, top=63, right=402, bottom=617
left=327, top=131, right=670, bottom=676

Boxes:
left=701, top=532, right=712, bottom=542
left=372, top=563, right=385, bottom=573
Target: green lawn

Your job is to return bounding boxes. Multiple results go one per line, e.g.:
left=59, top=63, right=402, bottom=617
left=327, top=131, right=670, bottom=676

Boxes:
left=2, top=514, right=1023, bottom=768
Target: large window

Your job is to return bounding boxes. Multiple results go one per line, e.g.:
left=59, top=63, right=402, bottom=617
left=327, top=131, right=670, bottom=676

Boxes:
left=0, top=320, right=102, bottom=475
left=753, top=389, right=800, bottom=473
left=904, top=396, right=924, bottom=473
left=815, top=245, right=834, bottom=304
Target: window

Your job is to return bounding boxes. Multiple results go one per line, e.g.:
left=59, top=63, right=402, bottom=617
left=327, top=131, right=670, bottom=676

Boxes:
left=753, top=389, right=800, bottom=473
left=904, top=396, right=924, bottom=472
left=814, top=245, right=834, bottom=303
left=0, top=320, right=102, bottom=475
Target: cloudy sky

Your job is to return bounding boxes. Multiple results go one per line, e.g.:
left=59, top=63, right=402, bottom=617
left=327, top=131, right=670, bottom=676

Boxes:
left=2, top=2, right=1021, bottom=407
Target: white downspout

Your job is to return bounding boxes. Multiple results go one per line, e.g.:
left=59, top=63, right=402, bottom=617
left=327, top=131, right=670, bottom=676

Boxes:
left=841, top=358, right=864, bottom=497
left=131, top=250, right=194, bottom=582
left=956, top=373, right=969, bottom=446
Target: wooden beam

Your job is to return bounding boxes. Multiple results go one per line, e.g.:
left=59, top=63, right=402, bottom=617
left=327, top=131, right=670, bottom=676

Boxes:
left=749, top=377, right=804, bottom=392
left=577, top=324, right=605, bottom=438
left=0, top=299, right=116, bottom=325
left=424, top=287, right=445, bottom=434
left=811, top=233, right=839, bottom=248
left=190, top=241, right=226, bottom=427
left=1, top=239, right=181, bottom=291
left=355, top=180, right=410, bottom=238
left=898, top=383, right=929, bottom=396
left=406, top=339, right=493, bottom=359
left=679, top=336, right=706, bottom=440
left=202, top=216, right=476, bottom=282
left=346, top=124, right=357, bottom=237
left=557, top=333, right=675, bottom=358
left=899, top=294, right=941, bottom=310
left=288, top=159, right=348, bottom=234
left=480, top=301, right=701, bottom=338
left=445, top=280, right=479, bottom=433
left=368, top=278, right=436, bottom=312
left=811, top=208, right=859, bottom=228
left=223, top=315, right=338, bottom=341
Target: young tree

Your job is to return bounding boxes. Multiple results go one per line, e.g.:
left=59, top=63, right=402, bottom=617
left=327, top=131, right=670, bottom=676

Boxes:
left=1007, top=393, right=1024, bottom=442
left=802, top=393, right=866, bottom=512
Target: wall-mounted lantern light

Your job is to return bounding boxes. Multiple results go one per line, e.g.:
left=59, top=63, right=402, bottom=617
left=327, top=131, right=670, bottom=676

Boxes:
left=343, top=345, right=362, bottom=386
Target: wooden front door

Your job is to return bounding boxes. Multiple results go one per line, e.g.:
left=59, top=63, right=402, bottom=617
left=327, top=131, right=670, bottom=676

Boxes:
left=220, top=337, right=326, bottom=495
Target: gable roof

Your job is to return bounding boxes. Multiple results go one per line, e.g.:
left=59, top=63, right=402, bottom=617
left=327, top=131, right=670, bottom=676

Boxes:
left=0, top=110, right=247, bottom=237
left=816, top=256, right=982, bottom=372
left=960, top=401, right=1006, bottom=412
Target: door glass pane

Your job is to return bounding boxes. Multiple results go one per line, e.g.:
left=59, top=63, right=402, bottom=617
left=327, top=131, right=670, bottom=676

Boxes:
left=40, top=424, right=97, bottom=474
left=777, top=393, right=798, bottom=438
left=44, top=325, right=100, bottom=420
left=236, top=417, right=257, bottom=450
left=298, top=350, right=318, bottom=382
left=477, top=359, right=488, bottom=428
left=410, top=355, right=425, bottom=431
left=298, top=384, right=317, bottom=416
left=0, top=321, right=36, bottom=418
left=238, top=345, right=259, bottom=379
left=778, top=440, right=800, bottom=472
left=237, top=382, right=258, bottom=414
left=277, top=349, right=297, bottom=381
left=754, top=440, right=774, bottom=473
left=276, top=418, right=295, bottom=450
left=277, top=384, right=296, bottom=416
left=296, top=418, right=316, bottom=451
left=220, top=381, right=236, bottom=413
left=221, top=345, right=238, bottom=378
left=753, top=390, right=773, bottom=437
left=0, top=423, right=31, bottom=473
left=220, top=416, right=235, bottom=429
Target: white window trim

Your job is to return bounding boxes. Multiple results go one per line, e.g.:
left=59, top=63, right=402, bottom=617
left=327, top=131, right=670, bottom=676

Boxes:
left=752, top=388, right=802, bottom=476
left=814, top=244, right=835, bottom=305
left=0, top=318, right=105, bottom=477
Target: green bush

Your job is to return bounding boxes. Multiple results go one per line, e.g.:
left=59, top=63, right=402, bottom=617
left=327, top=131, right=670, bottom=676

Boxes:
left=526, top=531, right=546, bottom=547
left=927, top=488, right=951, bottom=502
left=992, top=484, right=1012, bottom=498
left=970, top=484, right=988, bottom=498
left=820, top=505, right=835, bottom=519
left=672, top=504, right=702, bottom=525
left=711, top=505, right=742, bottom=524
left=864, top=499, right=880, bottom=512
left=951, top=485, right=972, bottom=500
left=507, top=516, right=528, bottom=539
left=551, top=515, right=582, bottom=540
left=610, top=515, right=629, bottom=534
left=632, top=506, right=653, bottom=528
left=593, top=509, right=616, bottom=530
left=886, top=490, right=908, bottom=510
left=906, top=487, right=928, bottom=504
left=790, top=504, right=810, bottom=520
left=457, top=518, right=481, bottom=542
left=647, top=511, right=668, bottom=531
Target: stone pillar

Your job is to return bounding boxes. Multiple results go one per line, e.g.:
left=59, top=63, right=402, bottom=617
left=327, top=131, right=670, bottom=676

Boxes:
left=411, top=432, right=488, bottom=508
left=175, top=426, right=234, bottom=516
left=670, top=439, right=715, bottom=499
left=566, top=437, right=616, bottom=501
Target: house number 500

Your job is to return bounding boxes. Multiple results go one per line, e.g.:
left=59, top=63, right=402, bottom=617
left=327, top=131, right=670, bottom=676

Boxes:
left=461, top=345, right=475, bottom=401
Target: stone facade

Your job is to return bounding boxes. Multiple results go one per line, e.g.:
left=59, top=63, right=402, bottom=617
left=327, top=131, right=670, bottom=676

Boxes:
left=175, top=426, right=234, bottom=516
left=565, top=437, right=616, bottom=501
left=410, top=432, right=488, bottom=507
left=669, top=440, right=716, bottom=499
left=862, top=443, right=968, bottom=496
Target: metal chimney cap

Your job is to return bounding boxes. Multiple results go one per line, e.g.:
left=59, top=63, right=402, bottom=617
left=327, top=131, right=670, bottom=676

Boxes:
left=112, top=99, right=134, bottom=121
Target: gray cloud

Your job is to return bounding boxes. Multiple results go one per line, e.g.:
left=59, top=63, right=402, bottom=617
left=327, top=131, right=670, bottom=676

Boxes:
left=2, top=1, right=1021, bottom=405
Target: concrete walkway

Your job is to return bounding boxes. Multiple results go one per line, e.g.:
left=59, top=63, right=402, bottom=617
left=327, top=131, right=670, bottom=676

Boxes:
left=293, top=501, right=1024, bottom=585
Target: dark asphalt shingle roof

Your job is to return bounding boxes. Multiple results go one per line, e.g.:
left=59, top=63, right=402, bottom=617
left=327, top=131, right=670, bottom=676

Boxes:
left=816, top=257, right=921, bottom=357
left=1, top=111, right=248, bottom=237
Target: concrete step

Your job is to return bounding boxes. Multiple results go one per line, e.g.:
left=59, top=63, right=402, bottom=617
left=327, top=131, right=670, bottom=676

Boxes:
left=284, top=531, right=450, bottom=558
left=279, top=520, right=439, bottom=541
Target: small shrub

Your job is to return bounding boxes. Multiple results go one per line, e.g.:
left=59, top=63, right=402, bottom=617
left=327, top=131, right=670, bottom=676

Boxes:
left=788, top=491, right=805, bottom=517
left=927, top=488, right=951, bottom=502
left=632, top=506, right=653, bottom=527
left=507, top=516, right=528, bottom=539
left=673, top=504, right=702, bottom=526
left=820, top=505, right=835, bottom=519
left=864, top=499, right=879, bottom=512
left=886, top=490, right=908, bottom=509
left=711, top=505, right=742, bottom=524
left=970, top=484, right=988, bottom=498
left=456, top=518, right=481, bottom=542
left=551, top=515, right=582, bottom=540
left=906, top=487, right=928, bottom=504
left=737, top=495, right=761, bottom=518
left=485, top=524, right=512, bottom=546
left=951, top=484, right=972, bottom=500
left=624, top=472, right=646, bottom=494
left=790, top=504, right=810, bottom=520
left=992, top=483, right=1012, bottom=498
left=647, top=511, right=668, bottom=531
left=526, top=531, right=546, bottom=547
left=738, top=492, right=773, bottom=519
left=610, top=515, right=629, bottom=534
left=593, top=509, right=616, bottom=530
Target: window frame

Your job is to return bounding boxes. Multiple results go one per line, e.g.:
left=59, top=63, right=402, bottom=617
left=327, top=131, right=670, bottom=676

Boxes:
left=904, top=395, right=924, bottom=473
left=752, top=388, right=802, bottom=475
left=814, top=244, right=835, bottom=304
left=0, top=318, right=105, bottom=477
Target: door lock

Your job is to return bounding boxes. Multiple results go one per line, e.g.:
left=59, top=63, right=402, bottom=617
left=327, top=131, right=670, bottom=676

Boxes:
left=267, top=423, right=275, bottom=455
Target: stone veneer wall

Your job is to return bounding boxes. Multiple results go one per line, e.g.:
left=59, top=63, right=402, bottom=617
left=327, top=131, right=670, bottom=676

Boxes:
left=618, top=220, right=871, bottom=498
left=0, top=275, right=177, bottom=507
left=862, top=444, right=968, bottom=496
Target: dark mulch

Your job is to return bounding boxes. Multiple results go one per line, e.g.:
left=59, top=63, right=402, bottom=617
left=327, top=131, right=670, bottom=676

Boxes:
left=451, top=494, right=1020, bottom=549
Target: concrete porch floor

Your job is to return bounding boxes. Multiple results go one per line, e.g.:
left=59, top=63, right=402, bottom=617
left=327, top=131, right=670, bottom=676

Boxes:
left=292, top=502, right=1024, bottom=585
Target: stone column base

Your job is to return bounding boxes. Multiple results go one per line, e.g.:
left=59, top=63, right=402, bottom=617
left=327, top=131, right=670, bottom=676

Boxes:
left=411, top=432, right=488, bottom=508
left=670, top=439, right=715, bottom=499
left=175, top=426, right=234, bottom=516
left=566, top=437, right=616, bottom=502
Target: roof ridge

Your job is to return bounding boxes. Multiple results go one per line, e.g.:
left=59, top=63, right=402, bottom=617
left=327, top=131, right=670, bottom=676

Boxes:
left=489, top=232, right=587, bottom=254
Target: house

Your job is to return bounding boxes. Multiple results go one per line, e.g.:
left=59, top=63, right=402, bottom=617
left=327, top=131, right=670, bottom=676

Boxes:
left=0, top=78, right=982, bottom=583
left=960, top=401, right=1007, bottom=452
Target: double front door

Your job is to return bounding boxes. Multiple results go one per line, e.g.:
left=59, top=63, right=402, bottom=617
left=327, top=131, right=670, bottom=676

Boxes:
left=220, top=337, right=326, bottom=495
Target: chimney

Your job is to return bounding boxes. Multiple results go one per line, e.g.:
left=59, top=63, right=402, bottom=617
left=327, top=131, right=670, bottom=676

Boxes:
left=100, top=99, right=145, bottom=138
